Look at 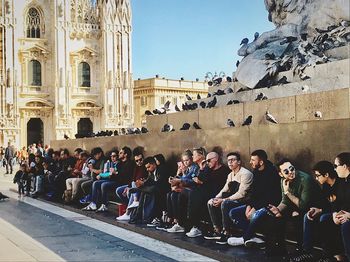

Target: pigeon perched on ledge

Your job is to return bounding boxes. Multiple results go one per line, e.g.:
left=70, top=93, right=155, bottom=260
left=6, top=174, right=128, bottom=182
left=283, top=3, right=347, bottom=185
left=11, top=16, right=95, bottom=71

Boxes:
left=242, top=115, right=253, bottom=126
left=227, top=119, right=235, bottom=127
left=266, top=111, right=278, bottom=124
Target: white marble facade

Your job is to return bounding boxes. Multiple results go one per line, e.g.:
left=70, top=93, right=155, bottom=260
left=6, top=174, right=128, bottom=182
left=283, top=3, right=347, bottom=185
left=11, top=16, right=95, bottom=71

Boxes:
left=0, top=0, right=133, bottom=148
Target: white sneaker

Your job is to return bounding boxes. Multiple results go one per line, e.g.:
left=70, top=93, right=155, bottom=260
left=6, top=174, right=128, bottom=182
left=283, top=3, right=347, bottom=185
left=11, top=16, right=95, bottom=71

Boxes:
left=127, top=201, right=139, bottom=209
left=244, top=237, right=265, bottom=247
left=82, top=202, right=97, bottom=211
left=96, top=204, right=108, bottom=212
left=167, top=223, right=185, bottom=233
left=116, top=213, right=130, bottom=221
left=186, top=227, right=202, bottom=238
left=227, top=236, right=245, bottom=246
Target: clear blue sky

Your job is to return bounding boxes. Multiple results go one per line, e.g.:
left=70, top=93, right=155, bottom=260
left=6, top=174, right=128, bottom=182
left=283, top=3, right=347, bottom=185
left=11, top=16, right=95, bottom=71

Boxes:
left=131, top=0, right=275, bottom=81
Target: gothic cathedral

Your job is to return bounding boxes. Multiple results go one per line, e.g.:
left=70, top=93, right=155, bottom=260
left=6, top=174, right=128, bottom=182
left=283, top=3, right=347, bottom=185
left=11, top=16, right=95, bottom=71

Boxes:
left=0, top=0, right=133, bottom=148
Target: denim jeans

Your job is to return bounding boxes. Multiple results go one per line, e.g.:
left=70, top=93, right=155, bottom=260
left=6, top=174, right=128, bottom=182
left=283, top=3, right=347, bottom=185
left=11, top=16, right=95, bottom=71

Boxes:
left=91, top=180, right=118, bottom=205
left=341, top=220, right=350, bottom=259
left=303, top=212, right=332, bottom=252
left=207, top=199, right=242, bottom=231
left=229, top=205, right=269, bottom=241
left=116, top=182, right=140, bottom=207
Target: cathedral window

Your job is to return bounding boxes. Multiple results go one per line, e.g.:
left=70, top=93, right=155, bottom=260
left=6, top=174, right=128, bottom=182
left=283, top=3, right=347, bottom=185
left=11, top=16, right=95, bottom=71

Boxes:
left=26, top=7, right=42, bottom=38
left=78, top=62, right=91, bottom=87
left=28, top=60, right=42, bottom=86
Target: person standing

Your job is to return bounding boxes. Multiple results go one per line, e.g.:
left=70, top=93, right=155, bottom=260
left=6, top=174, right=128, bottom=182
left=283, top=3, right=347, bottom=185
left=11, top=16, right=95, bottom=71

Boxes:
left=5, top=142, right=15, bottom=174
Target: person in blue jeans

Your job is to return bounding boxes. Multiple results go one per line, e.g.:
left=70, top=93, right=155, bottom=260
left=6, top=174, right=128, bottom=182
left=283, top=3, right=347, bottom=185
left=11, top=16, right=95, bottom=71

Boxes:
left=289, top=161, right=341, bottom=262
left=227, top=150, right=281, bottom=248
left=116, top=151, right=147, bottom=221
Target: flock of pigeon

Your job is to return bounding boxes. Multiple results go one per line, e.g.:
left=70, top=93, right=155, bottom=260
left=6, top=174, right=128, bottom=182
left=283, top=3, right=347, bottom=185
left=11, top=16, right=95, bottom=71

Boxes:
left=64, top=127, right=149, bottom=140
left=253, top=20, right=350, bottom=88
left=160, top=111, right=280, bottom=133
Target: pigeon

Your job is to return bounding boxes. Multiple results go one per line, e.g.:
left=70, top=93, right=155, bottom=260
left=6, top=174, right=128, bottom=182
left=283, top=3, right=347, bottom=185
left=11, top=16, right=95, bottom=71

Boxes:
left=141, top=127, right=149, bottom=133
left=226, top=76, right=232, bottom=82
left=224, top=87, right=234, bottom=94
left=240, top=38, right=249, bottom=45
left=280, top=36, right=298, bottom=45
left=185, top=94, right=192, bottom=101
left=199, top=101, right=206, bottom=109
left=208, top=81, right=213, bottom=86
left=64, top=134, right=69, bottom=140
left=163, top=100, right=171, bottom=111
left=265, top=53, right=276, bottom=60
left=242, top=115, right=253, bottom=126
left=266, top=111, right=278, bottom=124
left=197, top=94, right=201, bottom=100
left=214, top=89, right=225, bottom=96
left=161, top=124, right=174, bottom=132
left=227, top=119, right=235, bottom=127
left=207, top=93, right=211, bottom=98
left=314, top=111, right=323, bottom=119
left=254, top=32, right=259, bottom=41
left=175, top=105, right=181, bottom=112
left=299, top=72, right=310, bottom=80
left=255, top=93, right=265, bottom=101
left=236, top=60, right=240, bottom=68
left=179, top=123, right=191, bottom=130
left=0, top=192, right=9, bottom=201
left=207, top=97, right=217, bottom=108
left=193, top=122, right=201, bottom=129
left=277, top=76, right=290, bottom=85
left=113, top=130, right=119, bottom=136
left=182, top=103, right=189, bottom=111
left=300, top=33, right=308, bottom=41
left=213, top=78, right=222, bottom=86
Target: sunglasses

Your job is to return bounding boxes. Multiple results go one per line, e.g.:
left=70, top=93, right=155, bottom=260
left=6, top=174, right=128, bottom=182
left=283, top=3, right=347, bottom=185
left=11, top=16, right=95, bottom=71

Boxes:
left=135, top=158, right=143, bottom=162
left=333, top=164, right=341, bottom=169
left=282, top=165, right=295, bottom=175
left=205, top=157, right=215, bottom=163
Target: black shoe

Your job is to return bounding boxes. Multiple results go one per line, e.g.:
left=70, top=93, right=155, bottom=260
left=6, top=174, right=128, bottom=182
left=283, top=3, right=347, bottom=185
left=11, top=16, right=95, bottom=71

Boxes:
left=288, top=252, right=316, bottom=262
left=156, top=222, right=172, bottom=231
left=216, top=234, right=229, bottom=245
left=204, top=231, right=221, bottom=240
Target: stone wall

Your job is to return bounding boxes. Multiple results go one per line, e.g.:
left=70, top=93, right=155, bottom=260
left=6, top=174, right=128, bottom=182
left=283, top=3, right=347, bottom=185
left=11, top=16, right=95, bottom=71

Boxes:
left=51, top=118, right=350, bottom=173
left=146, top=88, right=350, bottom=132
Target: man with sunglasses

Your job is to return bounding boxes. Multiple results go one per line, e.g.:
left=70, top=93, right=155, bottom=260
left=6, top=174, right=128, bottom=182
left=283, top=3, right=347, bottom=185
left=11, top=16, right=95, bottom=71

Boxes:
left=264, top=158, right=326, bottom=256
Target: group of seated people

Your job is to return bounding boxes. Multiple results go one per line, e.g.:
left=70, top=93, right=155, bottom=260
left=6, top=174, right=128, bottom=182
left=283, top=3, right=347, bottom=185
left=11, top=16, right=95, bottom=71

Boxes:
left=13, top=145, right=350, bottom=262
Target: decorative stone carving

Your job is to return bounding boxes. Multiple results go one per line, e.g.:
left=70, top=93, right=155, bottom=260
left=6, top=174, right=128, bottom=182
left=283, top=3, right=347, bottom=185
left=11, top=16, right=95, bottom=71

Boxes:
left=235, top=0, right=350, bottom=89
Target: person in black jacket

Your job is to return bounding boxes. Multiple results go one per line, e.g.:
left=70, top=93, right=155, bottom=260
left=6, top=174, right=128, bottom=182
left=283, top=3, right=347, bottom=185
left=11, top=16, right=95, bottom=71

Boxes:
left=227, top=149, right=281, bottom=247
left=289, top=161, right=341, bottom=262
left=130, top=156, right=170, bottom=225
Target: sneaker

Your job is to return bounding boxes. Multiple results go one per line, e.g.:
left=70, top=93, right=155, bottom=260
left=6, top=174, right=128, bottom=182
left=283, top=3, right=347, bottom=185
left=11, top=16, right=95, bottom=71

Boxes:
left=167, top=223, right=185, bottom=233
left=116, top=213, right=130, bottom=221
left=156, top=222, right=173, bottom=231
left=186, top=227, right=202, bottom=238
left=96, top=204, right=108, bottom=213
left=227, top=236, right=245, bottom=246
left=82, top=202, right=97, bottom=211
left=127, top=201, right=139, bottom=209
left=147, top=218, right=161, bottom=227
left=204, top=231, right=221, bottom=240
left=288, top=252, right=315, bottom=262
left=216, top=234, right=229, bottom=245
left=244, top=237, right=265, bottom=248
left=79, top=194, right=91, bottom=204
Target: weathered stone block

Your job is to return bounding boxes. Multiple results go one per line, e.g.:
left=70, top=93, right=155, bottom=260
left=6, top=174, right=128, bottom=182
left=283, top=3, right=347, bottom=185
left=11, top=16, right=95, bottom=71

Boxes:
left=146, top=114, right=168, bottom=132
left=167, top=110, right=199, bottom=131
left=296, top=88, right=350, bottom=122
left=243, top=96, right=296, bottom=125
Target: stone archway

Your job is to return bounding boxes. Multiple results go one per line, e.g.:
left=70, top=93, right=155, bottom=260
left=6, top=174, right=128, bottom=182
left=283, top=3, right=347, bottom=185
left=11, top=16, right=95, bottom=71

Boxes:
left=27, top=118, right=43, bottom=146
left=77, top=118, right=93, bottom=137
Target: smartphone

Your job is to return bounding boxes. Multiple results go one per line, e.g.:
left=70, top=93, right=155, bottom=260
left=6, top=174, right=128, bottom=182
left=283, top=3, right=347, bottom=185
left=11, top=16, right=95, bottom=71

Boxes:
left=265, top=206, right=276, bottom=217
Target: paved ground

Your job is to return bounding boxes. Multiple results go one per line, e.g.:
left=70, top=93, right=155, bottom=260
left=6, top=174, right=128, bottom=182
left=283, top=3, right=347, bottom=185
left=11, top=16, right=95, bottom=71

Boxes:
left=0, top=166, right=217, bottom=262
